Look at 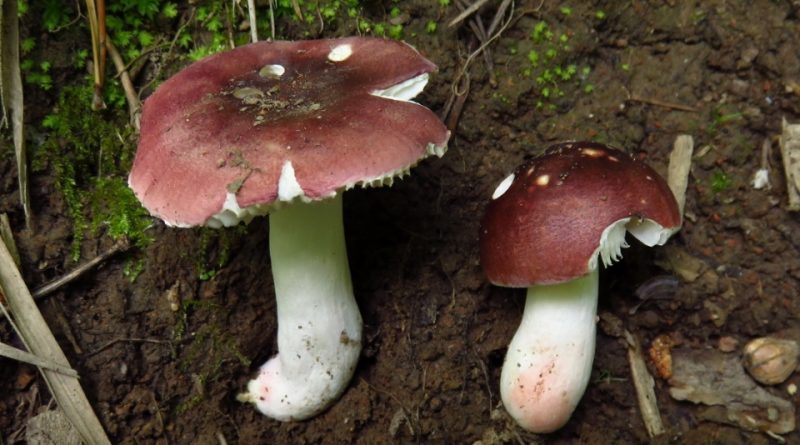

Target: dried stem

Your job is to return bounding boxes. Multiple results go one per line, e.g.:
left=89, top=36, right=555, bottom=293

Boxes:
left=33, top=238, right=130, bottom=300
left=105, top=38, right=141, bottom=130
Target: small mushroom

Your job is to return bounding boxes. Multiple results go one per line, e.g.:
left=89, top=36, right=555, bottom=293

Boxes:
left=128, top=37, right=449, bottom=421
left=743, top=337, right=800, bottom=385
left=480, top=141, right=681, bottom=433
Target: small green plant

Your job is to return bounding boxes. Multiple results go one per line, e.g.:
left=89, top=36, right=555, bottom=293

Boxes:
left=710, top=169, right=732, bottom=193
left=527, top=49, right=539, bottom=67
left=531, top=21, right=551, bottom=43
left=42, top=0, right=71, bottom=31
left=522, top=19, right=592, bottom=109
left=595, top=10, right=606, bottom=20
left=106, top=0, right=178, bottom=61
left=708, top=108, right=743, bottom=133
left=388, top=23, right=404, bottom=40
left=20, top=37, right=35, bottom=53
left=186, top=2, right=230, bottom=61
left=559, top=6, right=572, bottom=16
left=19, top=37, right=53, bottom=90
left=17, top=0, right=29, bottom=15
left=123, top=257, right=146, bottom=282
left=425, top=20, right=437, bottom=34
left=74, top=48, right=89, bottom=69
left=20, top=60, right=53, bottom=90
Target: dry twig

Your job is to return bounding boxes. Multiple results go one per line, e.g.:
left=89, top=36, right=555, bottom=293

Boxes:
left=105, top=38, right=141, bottom=129
left=447, top=0, right=491, bottom=28
left=444, top=0, right=516, bottom=131
left=33, top=237, right=130, bottom=300
left=626, top=92, right=698, bottom=112
left=84, top=336, right=171, bottom=357
left=624, top=330, right=665, bottom=438
left=84, top=0, right=107, bottom=110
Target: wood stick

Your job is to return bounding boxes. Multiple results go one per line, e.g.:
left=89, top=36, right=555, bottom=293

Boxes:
left=627, top=94, right=698, bottom=112
left=625, top=330, right=666, bottom=438
left=33, top=237, right=129, bottom=300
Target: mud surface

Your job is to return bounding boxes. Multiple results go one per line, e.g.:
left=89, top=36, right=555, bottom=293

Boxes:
left=2, top=1, right=800, bottom=444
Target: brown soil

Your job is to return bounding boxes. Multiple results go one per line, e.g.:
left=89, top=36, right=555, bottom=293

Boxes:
left=3, top=1, right=800, bottom=444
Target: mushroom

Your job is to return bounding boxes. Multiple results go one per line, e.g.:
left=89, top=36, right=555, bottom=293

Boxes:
left=128, top=37, right=449, bottom=421
left=479, top=141, right=681, bottom=433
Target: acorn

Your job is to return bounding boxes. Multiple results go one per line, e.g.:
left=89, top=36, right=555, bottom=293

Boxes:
left=742, top=337, right=800, bottom=385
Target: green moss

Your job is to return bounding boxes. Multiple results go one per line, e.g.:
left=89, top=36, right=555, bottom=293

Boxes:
left=90, top=177, right=154, bottom=247
left=195, top=226, right=245, bottom=281
left=34, top=85, right=153, bottom=261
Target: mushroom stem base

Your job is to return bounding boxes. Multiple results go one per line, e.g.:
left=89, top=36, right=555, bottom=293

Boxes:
left=244, top=194, right=362, bottom=421
left=500, top=269, right=599, bottom=433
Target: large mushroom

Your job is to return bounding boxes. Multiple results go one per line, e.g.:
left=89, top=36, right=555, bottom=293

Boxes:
left=479, top=141, right=680, bottom=432
left=128, top=37, right=449, bottom=421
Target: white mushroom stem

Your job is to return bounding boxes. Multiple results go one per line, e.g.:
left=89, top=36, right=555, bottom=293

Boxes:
left=241, top=194, right=362, bottom=421
left=500, top=268, right=599, bottom=433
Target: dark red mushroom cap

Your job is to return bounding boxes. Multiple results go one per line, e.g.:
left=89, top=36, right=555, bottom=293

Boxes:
left=480, top=141, right=681, bottom=287
left=129, top=37, right=449, bottom=227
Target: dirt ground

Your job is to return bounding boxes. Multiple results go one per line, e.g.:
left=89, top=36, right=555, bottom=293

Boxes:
left=3, top=0, right=800, bottom=444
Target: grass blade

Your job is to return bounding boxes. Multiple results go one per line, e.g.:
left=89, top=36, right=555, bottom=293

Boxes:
left=0, top=0, right=32, bottom=228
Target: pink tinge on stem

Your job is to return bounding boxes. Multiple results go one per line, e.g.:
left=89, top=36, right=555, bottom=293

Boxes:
left=505, top=359, right=582, bottom=433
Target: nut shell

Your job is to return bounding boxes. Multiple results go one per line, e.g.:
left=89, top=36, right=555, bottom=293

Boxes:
left=742, top=337, right=799, bottom=385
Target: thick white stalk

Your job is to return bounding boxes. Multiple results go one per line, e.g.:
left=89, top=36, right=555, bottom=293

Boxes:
left=500, top=269, right=599, bottom=433
left=243, top=194, right=362, bottom=421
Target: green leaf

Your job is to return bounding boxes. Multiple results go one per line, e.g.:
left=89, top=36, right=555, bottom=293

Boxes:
left=162, top=2, right=178, bottom=18
left=20, top=37, right=34, bottom=53
left=137, top=30, right=154, bottom=47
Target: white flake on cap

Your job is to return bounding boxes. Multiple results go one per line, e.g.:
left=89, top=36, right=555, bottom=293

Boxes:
left=426, top=142, right=447, bottom=158
left=328, top=44, right=353, bottom=62
left=206, top=192, right=268, bottom=228
left=371, top=73, right=429, bottom=102
left=259, top=64, right=285, bottom=79
left=278, top=160, right=305, bottom=202
left=492, top=173, right=515, bottom=200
